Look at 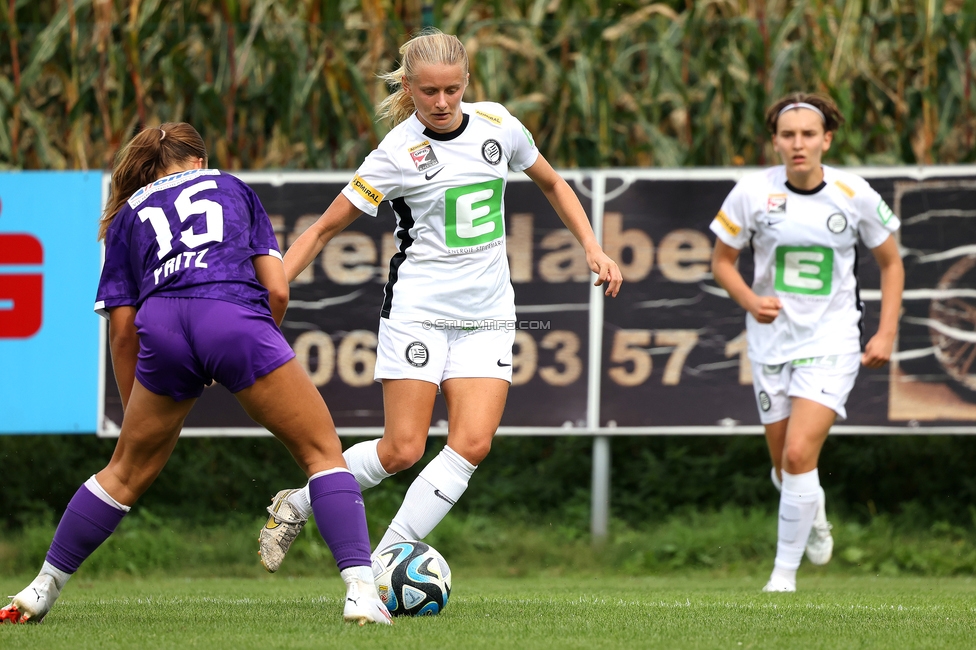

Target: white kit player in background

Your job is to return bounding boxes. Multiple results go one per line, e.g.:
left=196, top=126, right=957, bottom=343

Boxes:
left=256, top=29, right=622, bottom=572
left=709, top=93, right=904, bottom=593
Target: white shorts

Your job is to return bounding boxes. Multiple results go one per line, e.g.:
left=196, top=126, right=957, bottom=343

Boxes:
left=751, top=354, right=860, bottom=424
left=374, top=318, right=515, bottom=386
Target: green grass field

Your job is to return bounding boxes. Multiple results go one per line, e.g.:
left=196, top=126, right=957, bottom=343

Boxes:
left=2, top=574, right=974, bottom=649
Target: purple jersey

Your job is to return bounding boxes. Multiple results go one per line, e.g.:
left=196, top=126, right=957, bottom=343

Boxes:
left=95, top=169, right=280, bottom=317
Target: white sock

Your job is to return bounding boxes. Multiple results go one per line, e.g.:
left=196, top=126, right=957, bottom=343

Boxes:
left=287, top=485, right=313, bottom=519
left=769, top=564, right=797, bottom=586
left=770, top=467, right=782, bottom=492
left=774, top=469, right=821, bottom=575
left=379, top=446, right=476, bottom=550
left=286, top=468, right=353, bottom=520
left=84, top=475, right=130, bottom=512
left=340, top=565, right=374, bottom=586
left=39, top=561, right=72, bottom=591
left=376, top=527, right=408, bottom=552
left=343, top=439, right=394, bottom=491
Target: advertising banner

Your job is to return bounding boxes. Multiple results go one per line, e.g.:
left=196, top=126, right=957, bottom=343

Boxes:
left=89, top=168, right=976, bottom=436
left=1, top=172, right=104, bottom=434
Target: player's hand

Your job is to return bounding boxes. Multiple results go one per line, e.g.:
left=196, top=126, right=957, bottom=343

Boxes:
left=586, top=248, right=623, bottom=297
left=749, top=296, right=782, bottom=324
left=861, top=332, right=895, bottom=368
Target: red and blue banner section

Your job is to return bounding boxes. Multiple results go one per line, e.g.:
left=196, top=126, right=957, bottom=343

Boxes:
left=0, top=172, right=103, bottom=434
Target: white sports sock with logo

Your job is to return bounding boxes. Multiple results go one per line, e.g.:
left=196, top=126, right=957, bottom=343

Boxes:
left=774, top=469, right=821, bottom=580
left=378, top=446, right=475, bottom=552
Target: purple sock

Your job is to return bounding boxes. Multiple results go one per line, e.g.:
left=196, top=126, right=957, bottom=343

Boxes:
left=309, top=470, right=372, bottom=570
left=45, top=485, right=127, bottom=573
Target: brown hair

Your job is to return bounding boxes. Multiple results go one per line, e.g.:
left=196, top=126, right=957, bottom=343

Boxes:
left=376, top=29, right=469, bottom=126
left=98, top=122, right=208, bottom=240
left=764, top=93, right=845, bottom=135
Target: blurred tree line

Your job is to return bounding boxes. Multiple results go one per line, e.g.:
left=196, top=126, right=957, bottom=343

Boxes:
left=2, top=434, right=975, bottom=531
left=1, top=0, right=974, bottom=171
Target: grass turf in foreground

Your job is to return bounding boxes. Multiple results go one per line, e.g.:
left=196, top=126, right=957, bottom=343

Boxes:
left=1, top=575, right=974, bottom=649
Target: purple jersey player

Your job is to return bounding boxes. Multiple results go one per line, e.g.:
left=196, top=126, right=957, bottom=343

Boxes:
left=1, top=122, right=391, bottom=626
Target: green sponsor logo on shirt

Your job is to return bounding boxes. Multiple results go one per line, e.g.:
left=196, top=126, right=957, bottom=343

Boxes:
left=774, top=245, right=833, bottom=296
left=445, top=179, right=505, bottom=248
left=522, top=125, right=535, bottom=148
left=877, top=200, right=895, bottom=225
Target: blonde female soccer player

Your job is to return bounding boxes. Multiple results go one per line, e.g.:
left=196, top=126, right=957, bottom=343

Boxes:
left=709, top=93, right=904, bottom=592
left=258, top=29, right=621, bottom=571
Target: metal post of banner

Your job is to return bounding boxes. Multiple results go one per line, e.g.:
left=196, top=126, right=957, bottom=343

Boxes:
left=586, top=172, right=609, bottom=543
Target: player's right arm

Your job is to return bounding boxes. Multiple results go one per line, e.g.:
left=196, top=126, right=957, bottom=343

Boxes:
left=709, top=178, right=781, bottom=324
left=107, top=306, right=139, bottom=411
left=711, top=240, right=782, bottom=324
left=283, top=193, right=361, bottom=282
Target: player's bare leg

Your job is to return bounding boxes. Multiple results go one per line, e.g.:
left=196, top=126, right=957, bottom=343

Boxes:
left=3, top=382, right=192, bottom=623
left=242, top=361, right=388, bottom=624
left=375, top=378, right=508, bottom=551
left=764, top=398, right=835, bottom=592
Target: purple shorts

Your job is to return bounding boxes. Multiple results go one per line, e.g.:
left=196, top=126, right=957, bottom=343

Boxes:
left=134, top=297, right=295, bottom=401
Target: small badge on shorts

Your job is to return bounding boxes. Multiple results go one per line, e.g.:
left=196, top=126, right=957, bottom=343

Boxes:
left=758, top=390, right=772, bottom=412
left=405, top=341, right=430, bottom=367
left=482, top=139, right=502, bottom=165
left=826, top=213, right=848, bottom=233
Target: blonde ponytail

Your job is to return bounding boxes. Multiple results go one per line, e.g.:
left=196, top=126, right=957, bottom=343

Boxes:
left=376, top=29, right=469, bottom=126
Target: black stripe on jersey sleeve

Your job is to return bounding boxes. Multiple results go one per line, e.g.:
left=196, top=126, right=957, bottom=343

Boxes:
left=381, top=197, right=417, bottom=319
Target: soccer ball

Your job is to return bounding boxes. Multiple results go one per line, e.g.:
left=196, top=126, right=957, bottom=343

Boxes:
left=372, top=541, right=451, bottom=616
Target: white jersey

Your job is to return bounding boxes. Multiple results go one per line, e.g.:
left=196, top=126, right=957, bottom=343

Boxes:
left=341, top=101, right=539, bottom=322
left=709, top=165, right=900, bottom=364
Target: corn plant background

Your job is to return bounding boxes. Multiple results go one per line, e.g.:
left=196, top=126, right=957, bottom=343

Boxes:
left=1, top=0, right=974, bottom=171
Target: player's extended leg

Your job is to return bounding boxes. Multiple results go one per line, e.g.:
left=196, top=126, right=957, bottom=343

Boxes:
left=376, top=377, right=508, bottom=552
left=1, top=382, right=193, bottom=624
left=764, top=398, right=835, bottom=592
left=238, top=359, right=390, bottom=624
left=763, top=418, right=788, bottom=490
left=255, top=378, right=438, bottom=574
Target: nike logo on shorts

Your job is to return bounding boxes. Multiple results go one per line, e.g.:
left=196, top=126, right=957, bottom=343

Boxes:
left=433, top=489, right=456, bottom=505
left=425, top=168, right=444, bottom=181
left=497, top=360, right=511, bottom=367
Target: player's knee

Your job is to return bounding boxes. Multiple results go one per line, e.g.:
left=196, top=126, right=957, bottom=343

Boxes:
left=782, top=444, right=810, bottom=474
left=383, top=439, right=426, bottom=472
left=451, top=437, right=492, bottom=466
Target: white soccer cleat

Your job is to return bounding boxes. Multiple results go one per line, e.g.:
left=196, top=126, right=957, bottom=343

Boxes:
left=343, top=579, right=393, bottom=626
left=0, top=574, right=60, bottom=624
left=761, top=574, right=796, bottom=593
left=805, top=487, right=834, bottom=565
left=258, top=489, right=307, bottom=573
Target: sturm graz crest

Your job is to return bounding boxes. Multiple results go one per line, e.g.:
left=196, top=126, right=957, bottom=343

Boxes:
left=481, top=139, right=502, bottom=165
left=405, top=341, right=429, bottom=367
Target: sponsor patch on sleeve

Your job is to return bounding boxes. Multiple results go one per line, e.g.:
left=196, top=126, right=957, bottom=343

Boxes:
left=714, top=210, right=742, bottom=236
left=877, top=199, right=895, bottom=225
left=350, top=174, right=383, bottom=207
left=834, top=180, right=856, bottom=198
left=475, top=109, right=503, bottom=126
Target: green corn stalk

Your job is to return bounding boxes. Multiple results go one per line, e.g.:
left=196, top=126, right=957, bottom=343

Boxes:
left=0, top=0, right=973, bottom=171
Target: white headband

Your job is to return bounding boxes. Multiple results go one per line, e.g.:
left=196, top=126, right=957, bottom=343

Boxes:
left=778, top=102, right=826, bottom=124
left=159, top=128, right=166, bottom=141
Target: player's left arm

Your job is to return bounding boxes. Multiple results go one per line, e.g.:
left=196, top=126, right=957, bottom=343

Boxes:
left=862, top=235, right=904, bottom=368
left=253, top=254, right=289, bottom=327
left=523, top=155, right=622, bottom=297
left=108, top=306, right=139, bottom=411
